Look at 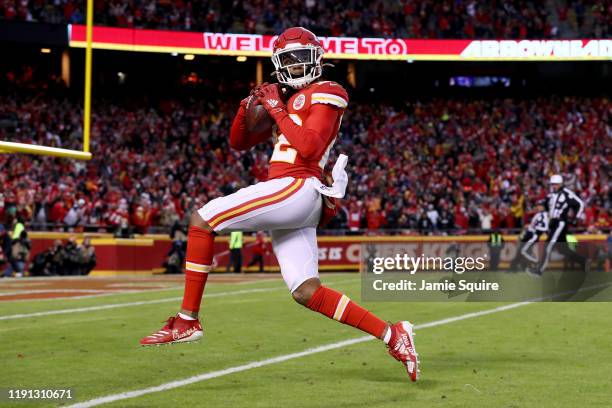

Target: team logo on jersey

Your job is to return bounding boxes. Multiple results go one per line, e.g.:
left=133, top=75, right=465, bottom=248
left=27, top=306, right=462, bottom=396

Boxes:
left=293, top=94, right=306, bottom=110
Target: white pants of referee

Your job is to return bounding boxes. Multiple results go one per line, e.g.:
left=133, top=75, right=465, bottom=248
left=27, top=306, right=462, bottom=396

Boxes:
left=538, top=220, right=567, bottom=272
left=538, top=219, right=586, bottom=273
left=519, top=230, right=540, bottom=264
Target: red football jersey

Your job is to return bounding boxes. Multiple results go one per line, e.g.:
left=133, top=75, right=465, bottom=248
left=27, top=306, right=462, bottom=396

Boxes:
left=267, top=80, right=348, bottom=180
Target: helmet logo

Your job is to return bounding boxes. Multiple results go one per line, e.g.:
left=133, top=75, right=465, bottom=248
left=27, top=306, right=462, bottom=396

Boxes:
left=293, top=94, right=306, bottom=110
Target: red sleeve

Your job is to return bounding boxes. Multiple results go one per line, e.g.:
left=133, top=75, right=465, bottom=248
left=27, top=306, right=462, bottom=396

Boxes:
left=229, top=106, right=272, bottom=151
left=273, top=104, right=341, bottom=160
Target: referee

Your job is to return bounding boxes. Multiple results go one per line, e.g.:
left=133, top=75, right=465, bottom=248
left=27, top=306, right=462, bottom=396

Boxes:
left=532, top=174, right=587, bottom=276
left=510, top=200, right=548, bottom=271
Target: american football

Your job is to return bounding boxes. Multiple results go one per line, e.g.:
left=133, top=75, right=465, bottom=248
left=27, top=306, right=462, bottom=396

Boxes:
left=245, top=96, right=274, bottom=134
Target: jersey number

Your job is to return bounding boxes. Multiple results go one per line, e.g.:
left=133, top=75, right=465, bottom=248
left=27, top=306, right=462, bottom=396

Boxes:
left=270, top=134, right=297, bottom=164
left=269, top=112, right=342, bottom=167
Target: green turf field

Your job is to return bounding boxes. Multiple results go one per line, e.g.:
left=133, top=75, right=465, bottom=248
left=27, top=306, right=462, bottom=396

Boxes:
left=2, top=274, right=612, bottom=408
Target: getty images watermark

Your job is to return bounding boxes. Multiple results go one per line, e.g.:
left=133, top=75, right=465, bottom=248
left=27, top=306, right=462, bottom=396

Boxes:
left=370, top=252, right=499, bottom=293
left=361, top=242, right=611, bottom=302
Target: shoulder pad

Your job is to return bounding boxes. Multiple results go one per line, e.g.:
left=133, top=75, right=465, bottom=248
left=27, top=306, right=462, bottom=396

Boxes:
left=311, top=81, right=349, bottom=109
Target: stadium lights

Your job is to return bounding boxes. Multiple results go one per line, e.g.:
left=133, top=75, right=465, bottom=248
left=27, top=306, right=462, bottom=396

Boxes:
left=41, top=48, right=51, bottom=54
left=236, top=56, right=247, bottom=62
left=184, top=54, right=195, bottom=61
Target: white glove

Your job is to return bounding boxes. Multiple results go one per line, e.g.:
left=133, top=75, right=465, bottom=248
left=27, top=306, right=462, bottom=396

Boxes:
left=314, top=154, right=349, bottom=199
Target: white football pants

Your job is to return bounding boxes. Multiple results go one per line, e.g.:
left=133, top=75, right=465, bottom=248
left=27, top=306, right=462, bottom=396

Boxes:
left=198, top=177, right=322, bottom=292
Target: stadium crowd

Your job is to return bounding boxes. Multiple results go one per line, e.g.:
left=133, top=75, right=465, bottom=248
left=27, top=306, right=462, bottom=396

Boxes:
left=334, top=96, right=610, bottom=233
left=1, top=0, right=609, bottom=39
left=0, top=71, right=610, bottom=235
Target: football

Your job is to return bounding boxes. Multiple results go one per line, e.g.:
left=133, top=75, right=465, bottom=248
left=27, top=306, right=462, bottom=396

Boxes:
left=245, top=96, right=274, bottom=133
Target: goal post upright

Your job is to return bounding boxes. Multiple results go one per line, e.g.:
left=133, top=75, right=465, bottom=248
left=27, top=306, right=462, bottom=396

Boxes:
left=83, top=0, right=93, bottom=155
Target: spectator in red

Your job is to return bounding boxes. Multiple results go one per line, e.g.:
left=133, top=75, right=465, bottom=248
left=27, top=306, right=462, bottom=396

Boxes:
left=247, top=232, right=269, bottom=273
left=49, top=199, right=67, bottom=226
left=347, top=202, right=362, bottom=232
left=454, top=203, right=469, bottom=230
left=132, top=205, right=153, bottom=234
left=367, top=209, right=384, bottom=230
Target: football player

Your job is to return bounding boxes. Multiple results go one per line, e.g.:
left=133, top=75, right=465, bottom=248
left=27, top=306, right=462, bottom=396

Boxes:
left=140, top=27, right=419, bottom=382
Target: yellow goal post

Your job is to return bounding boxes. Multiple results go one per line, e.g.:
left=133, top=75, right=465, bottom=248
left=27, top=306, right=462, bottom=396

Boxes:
left=0, top=0, right=94, bottom=161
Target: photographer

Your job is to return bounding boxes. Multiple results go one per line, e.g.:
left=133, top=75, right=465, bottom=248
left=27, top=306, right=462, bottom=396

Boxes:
left=0, top=225, right=12, bottom=277
left=10, top=231, right=31, bottom=278
left=77, top=237, right=97, bottom=275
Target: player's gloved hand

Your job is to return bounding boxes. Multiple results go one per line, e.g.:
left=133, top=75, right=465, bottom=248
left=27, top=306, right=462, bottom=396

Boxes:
left=314, top=154, right=349, bottom=199
left=256, top=83, right=287, bottom=116
left=250, top=82, right=270, bottom=96
left=240, top=82, right=271, bottom=109
left=318, top=195, right=338, bottom=228
left=240, top=95, right=254, bottom=109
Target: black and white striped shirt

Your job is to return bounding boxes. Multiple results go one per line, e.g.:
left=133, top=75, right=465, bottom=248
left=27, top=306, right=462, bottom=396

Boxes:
left=547, top=187, right=585, bottom=221
left=527, top=211, right=549, bottom=234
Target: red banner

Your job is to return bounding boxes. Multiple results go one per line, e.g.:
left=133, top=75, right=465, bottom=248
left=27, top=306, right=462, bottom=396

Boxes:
left=28, top=233, right=608, bottom=275
left=68, top=25, right=611, bottom=61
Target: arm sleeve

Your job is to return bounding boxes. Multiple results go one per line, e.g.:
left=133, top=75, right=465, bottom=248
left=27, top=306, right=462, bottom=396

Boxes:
left=229, top=106, right=272, bottom=151
left=567, top=189, right=585, bottom=219
left=272, top=104, right=341, bottom=161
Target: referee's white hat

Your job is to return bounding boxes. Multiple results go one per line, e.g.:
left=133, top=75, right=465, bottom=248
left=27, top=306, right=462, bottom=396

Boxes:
left=549, top=174, right=563, bottom=184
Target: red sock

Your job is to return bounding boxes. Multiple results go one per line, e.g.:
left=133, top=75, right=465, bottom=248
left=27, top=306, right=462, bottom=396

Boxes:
left=306, top=286, right=387, bottom=339
left=181, top=226, right=214, bottom=314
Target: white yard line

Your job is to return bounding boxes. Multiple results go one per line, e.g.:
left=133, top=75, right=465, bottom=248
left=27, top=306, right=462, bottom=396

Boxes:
left=1, top=291, right=167, bottom=303
left=0, top=289, right=145, bottom=296
left=0, top=276, right=359, bottom=311
left=0, top=286, right=186, bottom=302
left=65, top=302, right=531, bottom=408
left=0, top=287, right=284, bottom=321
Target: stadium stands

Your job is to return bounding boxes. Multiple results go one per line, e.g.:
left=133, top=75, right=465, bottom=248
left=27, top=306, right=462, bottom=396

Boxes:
left=1, top=72, right=609, bottom=234
left=1, top=0, right=609, bottom=39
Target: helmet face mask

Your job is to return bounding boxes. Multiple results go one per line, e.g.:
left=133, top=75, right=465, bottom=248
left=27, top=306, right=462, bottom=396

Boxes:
left=272, top=45, right=323, bottom=89
left=272, top=27, right=324, bottom=90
